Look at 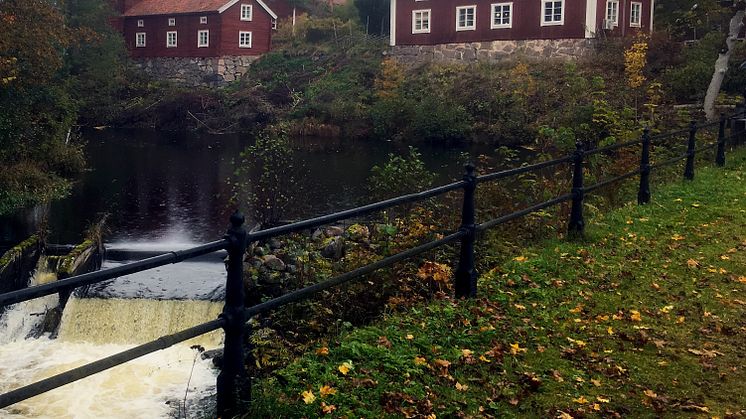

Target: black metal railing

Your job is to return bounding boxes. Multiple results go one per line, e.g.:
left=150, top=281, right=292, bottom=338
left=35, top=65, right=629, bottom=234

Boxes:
left=1, top=110, right=745, bottom=416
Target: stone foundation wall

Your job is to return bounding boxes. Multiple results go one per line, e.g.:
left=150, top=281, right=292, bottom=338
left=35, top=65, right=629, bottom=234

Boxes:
left=134, top=56, right=260, bottom=86
left=391, top=39, right=595, bottom=63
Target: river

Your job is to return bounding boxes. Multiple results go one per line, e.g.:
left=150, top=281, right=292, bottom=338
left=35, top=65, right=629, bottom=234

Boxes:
left=0, top=128, right=496, bottom=417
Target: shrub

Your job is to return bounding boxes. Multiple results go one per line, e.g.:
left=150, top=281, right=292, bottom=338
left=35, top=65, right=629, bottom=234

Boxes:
left=367, top=147, right=436, bottom=200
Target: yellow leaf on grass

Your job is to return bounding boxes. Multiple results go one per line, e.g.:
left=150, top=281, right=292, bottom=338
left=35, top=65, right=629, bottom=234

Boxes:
left=455, top=382, right=469, bottom=391
left=316, top=347, right=329, bottom=356
left=414, top=356, right=428, bottom=366
left=510, top=343, right=527, bottom=355
left=630, top=310, right=642, bottom=322
left=608, top=326, right=614, bottom=335
left=319, top=385, right=337, bottom=397
left=513, top=256, right=528, bottom=262
left=677, top=316, right=685, bottom=323
left=572, top=396, right=589, bottom=404
left=406, top=334, right=414, bottom=340
left=338, top=361, right=353, bottom=375
left=643, top=389, right=657, bottom=399
left=302, top=390, right=316, bottom=404
left=591, top=379, right=602, bottom=387
left=671, top=234, right=684, bottom=241
left=479, top=354, right=492, bottom=363
left=569, top=304, right=584, bottom=314
left=558, top=413, right=574, bottom=419
left=659, top=305, right=674, bottom=314
left=687, top=259, right=700, bottom=268
left=721, top=255, right=730, bottom=260
left=592, top=403, right=601, bottom=411
left=461, top=349, right=473, bottom=358
left=434, top=359, right=451, bottom=368
left=597, top=396, right=610, bottom=403
left=514, top=304, right=526, bottom=310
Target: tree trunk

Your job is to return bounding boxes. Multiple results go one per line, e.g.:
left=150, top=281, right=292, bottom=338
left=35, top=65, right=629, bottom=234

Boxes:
left=704, top=4, right=745, bottom=121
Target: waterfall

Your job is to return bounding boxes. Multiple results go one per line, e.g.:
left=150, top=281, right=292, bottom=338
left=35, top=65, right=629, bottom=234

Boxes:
left=0, top=257, right=58, bottom=344
left=0, top=266, right=225, bottom=418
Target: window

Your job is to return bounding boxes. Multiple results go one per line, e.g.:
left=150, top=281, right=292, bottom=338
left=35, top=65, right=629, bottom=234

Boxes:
left=198, top=30, right=209, bottom=47
left=605, top=0, right=619, bottom=26
left=491, top=3, right=512, bottom=29
left=239, top=31, right=252, bottom=48
left=168, top=17, right=176, bottom=26
left=200, top=16, right=208, bottom=24
left=412, top=9, right=431, bottom=34
left=541, top=0, right=563, bottom=25
left=630, top=2, right=642, bottom=27
left=135, top=32, right=146, bottom=47
left=166, top=31, right=177, bottom=47
left=271, top=18, right=277, bottom=29
left=456, top=6, right=476, bottom=31
left=240, top=4, right=252, bottom=21
left=137, top=19, right=144, bottom=27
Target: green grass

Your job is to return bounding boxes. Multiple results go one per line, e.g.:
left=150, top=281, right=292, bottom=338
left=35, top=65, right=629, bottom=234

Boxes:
left=247, top=149, right=746, bottom=418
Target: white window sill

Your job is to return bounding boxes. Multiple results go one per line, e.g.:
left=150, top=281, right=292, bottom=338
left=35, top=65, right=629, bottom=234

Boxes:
left=491, top=24, right=512, bottom=29
left=456, top=26, right=476, bottom=31
left=540, top=21, right=564, bottom=26
left=412, top=29, right=431, bottom=34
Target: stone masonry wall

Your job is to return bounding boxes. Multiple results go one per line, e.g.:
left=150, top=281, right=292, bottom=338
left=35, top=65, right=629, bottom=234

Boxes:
left=391, top=39, right=595, bottom=63
left=134, top=56, right=260, bottom=86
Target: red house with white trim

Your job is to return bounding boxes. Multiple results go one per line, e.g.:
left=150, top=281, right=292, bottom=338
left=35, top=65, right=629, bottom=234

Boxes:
left=390, top=0, right=655, bottom=47
left=116, top=0, right=278, bottom=57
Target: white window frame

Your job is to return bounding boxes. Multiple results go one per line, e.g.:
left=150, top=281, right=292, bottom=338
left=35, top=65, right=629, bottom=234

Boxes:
left=490, top=2, right=512, bottom=29
left=239, top=31, right=252, bottom=48
left=168, top=17, right=176, bottom=26
left=197, top=30, right=209, bottom=47
left=200, top=16, right=208, bottom=24
left=541, top=0, right=564, bottom=26
left=456, top=5, right=476, bottom=31
left=240, top=4, right=253, bottom=21
left=166, top=31, right=177, bottom=48
left=135, top=32, right=146, bottom=47
left=412, top=9, right=431, bottom=34
left=137, top=19, right=144, bottom=27
left=605, top=0, right=619, bottom=26
left=630, top=2, right=642, bottom=27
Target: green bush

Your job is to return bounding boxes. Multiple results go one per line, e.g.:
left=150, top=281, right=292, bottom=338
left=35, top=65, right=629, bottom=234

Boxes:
left=367, top=147, right=436, bottom=200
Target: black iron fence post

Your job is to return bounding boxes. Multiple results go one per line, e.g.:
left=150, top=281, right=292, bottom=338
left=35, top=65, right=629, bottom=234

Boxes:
left=684, top=120, right=697, bottom=180
left=216, top=211, right=248, bottom=417
left=717, top=113, right=726, bottom=167
left=454, top=164, right=478, bottom=298
left=638, top=128, right=651, bottom=204
left=568, top=141, right=585, bottom=237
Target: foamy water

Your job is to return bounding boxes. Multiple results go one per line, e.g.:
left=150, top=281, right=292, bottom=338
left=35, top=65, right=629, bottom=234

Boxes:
left=0, top=258, right=58, bottom=344
left=0, top=296, right=224, bottom=418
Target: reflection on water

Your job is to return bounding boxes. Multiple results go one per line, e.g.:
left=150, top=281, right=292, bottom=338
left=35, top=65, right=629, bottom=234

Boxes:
left=47, top=129, right=494, bottom=245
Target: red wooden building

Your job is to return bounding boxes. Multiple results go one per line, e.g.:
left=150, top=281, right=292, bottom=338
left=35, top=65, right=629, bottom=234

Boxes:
left=115, top=0, right=279, bottom=57
left=389, top=0, right=655, bottom=46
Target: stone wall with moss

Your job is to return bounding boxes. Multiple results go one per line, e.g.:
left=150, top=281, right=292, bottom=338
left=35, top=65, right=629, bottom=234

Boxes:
left=0, top=235, right=40, bottom=295
left=390, top=39, right=594, bottom=63
left=134, top=56, right=260, bottom=86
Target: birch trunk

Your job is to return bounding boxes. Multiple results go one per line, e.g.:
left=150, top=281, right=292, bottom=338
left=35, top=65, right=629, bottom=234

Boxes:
left=704, top=6, right=745, bottom=121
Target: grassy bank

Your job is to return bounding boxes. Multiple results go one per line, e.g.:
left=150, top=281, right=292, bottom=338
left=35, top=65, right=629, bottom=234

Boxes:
left=246, top=148, right=746, bottom=418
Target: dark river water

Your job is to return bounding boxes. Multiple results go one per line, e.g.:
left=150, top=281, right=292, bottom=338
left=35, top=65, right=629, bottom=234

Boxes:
left=46, top=129, right=495, bottom=245
left=5, top=129, right=496, bottom=299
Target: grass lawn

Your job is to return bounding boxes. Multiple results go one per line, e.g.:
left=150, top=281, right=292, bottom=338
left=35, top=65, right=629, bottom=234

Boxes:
left=246, top=149, right=746, bottom=418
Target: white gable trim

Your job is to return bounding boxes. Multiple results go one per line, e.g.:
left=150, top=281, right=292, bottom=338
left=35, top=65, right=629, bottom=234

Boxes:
left=219, top=0, right=277, bottom=19
left=390, top=0, right=397, bottom=46
left=649, top=0, right=654, bottom=32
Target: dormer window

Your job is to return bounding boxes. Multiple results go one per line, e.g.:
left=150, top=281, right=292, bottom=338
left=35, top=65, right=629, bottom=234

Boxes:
left=137, top=19, right=144, bottom=27
left=168, top=17, right=176, bottom=26
left=240, top=4, right=252, bottom=21
left=200, top=16, right=208, bottom=24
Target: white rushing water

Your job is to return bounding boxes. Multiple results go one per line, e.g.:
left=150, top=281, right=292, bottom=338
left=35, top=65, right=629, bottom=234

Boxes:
left=0, top=260, right=225, bottom=419
left=0, top=258, right=58, bottom=344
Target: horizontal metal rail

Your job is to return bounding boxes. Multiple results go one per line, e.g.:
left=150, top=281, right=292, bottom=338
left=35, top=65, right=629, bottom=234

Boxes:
left=0, top=231, right=466, bottom=407
left=585, top=169, right=642, bottom=194
left=476, top=155, right=573, bottom=183
left=650, top=127, right=691, bottom=142
left=694, top=142, right=718, bottom=154
left=246, top=181, right=466, bottom=243
left=584, top=138, right=641, bottom=156
left=476, top=193, right=574, bottom=232
left=244, top=230, right=466, bottom=317
left=649, top=153, right=688, bottom=171
left=0, top=239, right=230, bottom=307
left=0, top=318, right=225, bottom=408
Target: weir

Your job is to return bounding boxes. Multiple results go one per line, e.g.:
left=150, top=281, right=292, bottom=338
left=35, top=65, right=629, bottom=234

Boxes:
left=0, top=255, right=225, bottom=418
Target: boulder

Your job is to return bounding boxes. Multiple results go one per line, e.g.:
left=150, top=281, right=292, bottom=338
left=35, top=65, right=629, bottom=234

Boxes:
left=262, top=255, right=286, bottom=271
left=325, top=226, right=345, bottom=237
left=321, top=236, right=346, bottom=260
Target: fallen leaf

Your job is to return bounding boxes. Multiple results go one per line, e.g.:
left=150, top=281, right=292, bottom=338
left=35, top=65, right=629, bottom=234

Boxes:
left=461, top=349, right=473, bottom=358
left=510, top=343, right=527, bottom=355
left=513, top=256, right=528, bottom=262
left=319, top=385, right=337, bottom=397
left=671, top=234, right=684, bottom=241
left=377, top=336, right=392, bottom=349
left=406, top=334, right=414, bottom=340
left=320, top=402, right=336, bottom=414
left=687, top=259, right=700, bottom=268
left=596, top=396, right=610, bottom=403
left=338, top=361, right=353, bottom=375
left=413, top=356, right=427, bottom=366
left=316, top=347, right=329, bottom=356
left=591, top=379, right=602, bottom=387
left=643, top=389, right=657, bottom=399
left=302, top=390, right=316, bottom=404
left=572, top=396, right=589, bottom=404
left=630, top=310, right=642, bottom=322
left=455, top=382, right=469, bottom=391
